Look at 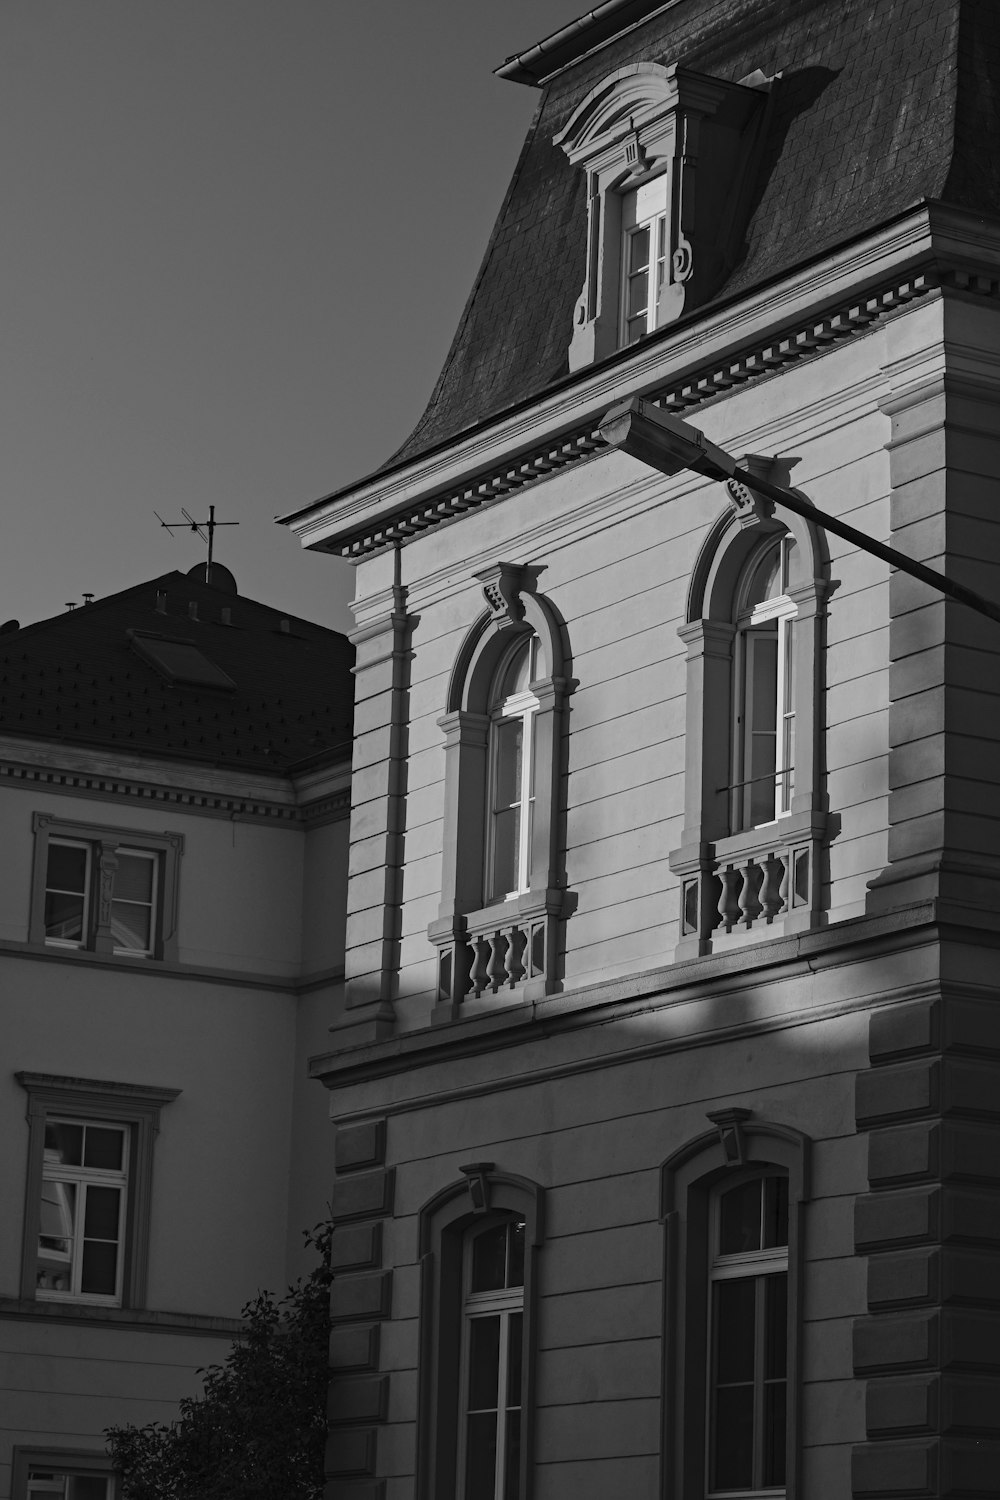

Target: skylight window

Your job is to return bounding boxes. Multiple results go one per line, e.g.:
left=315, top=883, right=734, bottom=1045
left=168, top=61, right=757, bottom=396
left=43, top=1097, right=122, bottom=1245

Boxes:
left=128, top=632, right=236, bottom=690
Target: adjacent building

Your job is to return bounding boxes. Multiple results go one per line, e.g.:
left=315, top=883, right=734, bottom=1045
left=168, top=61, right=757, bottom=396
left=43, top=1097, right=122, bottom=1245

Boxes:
left=283, top=2, right=1000, bottom=1497
left=0, top=567, right=354, bottom=1500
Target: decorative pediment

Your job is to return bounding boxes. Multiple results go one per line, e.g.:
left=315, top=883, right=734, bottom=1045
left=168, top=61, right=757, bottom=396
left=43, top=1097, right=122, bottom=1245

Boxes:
left=555, top=62, right=775, bottom=369
left=554, top=64, right=684, bottom=167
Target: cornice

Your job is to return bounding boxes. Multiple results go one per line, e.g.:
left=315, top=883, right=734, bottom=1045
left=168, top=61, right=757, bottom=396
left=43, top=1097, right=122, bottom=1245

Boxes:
left=284, top=207, right=1000, bottom=563
left=0, top=937, right=345, bottom=995
left=0, top=735, right=350, bottom=827
left=0, top=1296, right=243, bottom=1338
left=284, top=209, right=949, bottom=557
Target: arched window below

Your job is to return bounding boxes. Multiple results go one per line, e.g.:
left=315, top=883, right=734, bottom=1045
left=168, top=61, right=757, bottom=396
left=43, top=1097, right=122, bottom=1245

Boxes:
left=661, top=1114, right=809, bottom=1500
left=708, top=1171, right=789, bottom=1491
left=459, top=1217, right=526, bottom=1499
left=416, top=1168, right=543, bottom=1500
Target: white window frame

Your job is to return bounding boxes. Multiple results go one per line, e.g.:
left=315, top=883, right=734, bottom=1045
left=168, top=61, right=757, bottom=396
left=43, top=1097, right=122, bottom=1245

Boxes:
left=36, top=1118, right=130, bottom=1306
left=485, top=638, right=541, bottom=904
left=706, top=1173, right=789, bottom=1498
left=30, top=814, right=182, bottom=962
left=619, top=176, right=668, bottom=346
left=456, top=1222, right=525, bottom=1500
left=17, top=1073, right=180, bottom=1310
left=42, top=838, right=93, bottom=950
left=733, top=537, right=798, bottom=832
left=108, top=847, right=159, bottom=956
left=14, top=1449, right=118, bottom=1500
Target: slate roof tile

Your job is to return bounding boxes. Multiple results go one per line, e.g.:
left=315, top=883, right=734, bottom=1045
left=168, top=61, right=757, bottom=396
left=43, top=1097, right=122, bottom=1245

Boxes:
left=371, top=0, right=979, bottom=477
left=0, top=571, right=354, bottom=775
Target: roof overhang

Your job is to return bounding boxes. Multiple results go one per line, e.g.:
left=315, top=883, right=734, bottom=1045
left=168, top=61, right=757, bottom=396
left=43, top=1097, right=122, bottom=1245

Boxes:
left=495, top=0, right=685, bottom=87
left=280, top=205, right=1000, bottom=561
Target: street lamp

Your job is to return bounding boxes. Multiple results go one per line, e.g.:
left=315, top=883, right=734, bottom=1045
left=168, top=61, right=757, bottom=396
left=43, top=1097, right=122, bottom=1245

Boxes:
left=598, top=396, right=1000, bottom=628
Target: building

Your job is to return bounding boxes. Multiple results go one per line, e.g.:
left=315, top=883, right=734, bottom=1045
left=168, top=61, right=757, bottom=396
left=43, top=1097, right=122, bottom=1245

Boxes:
left=282, top=1, right=1000, bottom=1497
left=0, top=567, right=354, bottom=1500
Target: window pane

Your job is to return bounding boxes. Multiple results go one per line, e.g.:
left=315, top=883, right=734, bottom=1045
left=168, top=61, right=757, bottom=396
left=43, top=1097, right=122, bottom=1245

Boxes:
left=38, top=1179, right=76, bottom=1289
left=747, top=631, right=778, bottom=826
left=80, top=1238, right=119, bottom=1296
left=490, top=808, right=519, bottom=903
left=111, top=901, right=152, bottom=951
left=628, top=226, right=650, bottom=272
left=504, top=1409, right=521, bottom=1500
left=47, top=843, right=88, bottom=893
left=507, top=1311, right=523, bottom=1408
left=472, top=1225, right=508, bottom=1293
left=626, top=269, right=648, bottom=318
left=83, top=1184, right=121, bottom=1241
left=764, top=1176, right=789, bottom=1249
left=493, top=718, right=522, bottom=809
left=507, top=1220, right=525, bottom=1290
left=625, top=313, right=646, bottom=344
left=84, top=1126, right=124, bottom=1172
left=712, top=1384, right=755, bottom=1489
left=719, top=1179, right=762, bottom=1255
left=764, top=1273, right=788, bottom=1378
left=45, top=1120, right=84, bottom=1166
left=115, top=852, right=154, bottom=902
left=762, top=1378, right=787, bottom=1486
left=499, top=639, right=531, bottom=701
left=467, top=1315, right=500, bottom=1411
left=28, top=1476, right=68, bottom=1498
left=714, top=1278, right=756, bottom=1384
left=746, top=543, right=782, bottom=607
left=44, top=891, right=86, bottom=942
left=70, top=1478, right=112, bottom=1500
left=465, top=1411, right=498, bottom=1499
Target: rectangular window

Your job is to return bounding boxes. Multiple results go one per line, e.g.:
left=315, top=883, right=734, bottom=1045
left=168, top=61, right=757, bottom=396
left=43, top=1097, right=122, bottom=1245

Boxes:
left=458, top=1219, right=526, bottom=1500
left=17, top=1074, right=180, bottom=1310
left=708, top=1175, right=789, bottom=1494
left=13, top=1449, right=117, bottom=1500
left=26, top=1467, right=114, bottom=1499
left=36, top=1119, right=129, bottom=1303
left=620, top=177, right=667, bottom=345
left=30, top=815, right=181, bottom=961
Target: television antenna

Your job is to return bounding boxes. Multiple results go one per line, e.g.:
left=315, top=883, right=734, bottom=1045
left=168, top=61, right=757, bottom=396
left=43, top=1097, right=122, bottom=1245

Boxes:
left=154, top=504, right=239, bottom=587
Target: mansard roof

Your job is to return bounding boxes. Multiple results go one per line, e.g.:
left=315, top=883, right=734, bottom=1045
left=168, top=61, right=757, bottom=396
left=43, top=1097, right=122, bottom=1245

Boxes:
left=0, top=571, right=354, bottom=773
left=382, top=0, right=988, bottom=469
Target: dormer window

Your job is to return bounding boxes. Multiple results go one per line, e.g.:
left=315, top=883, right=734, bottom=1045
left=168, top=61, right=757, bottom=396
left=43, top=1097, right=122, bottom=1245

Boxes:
left=554, top=63, right=772, bottom=371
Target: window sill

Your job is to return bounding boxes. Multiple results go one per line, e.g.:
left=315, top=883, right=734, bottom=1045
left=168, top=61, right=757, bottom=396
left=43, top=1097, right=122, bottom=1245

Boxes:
left=0, top=1295, right=243, bottom=1337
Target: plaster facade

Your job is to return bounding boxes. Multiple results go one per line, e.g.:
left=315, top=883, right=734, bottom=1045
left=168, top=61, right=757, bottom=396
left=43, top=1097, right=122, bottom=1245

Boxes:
left=0, top=577, right=353, bottom=1500
left=286, top=3, right=1000, bottom=1496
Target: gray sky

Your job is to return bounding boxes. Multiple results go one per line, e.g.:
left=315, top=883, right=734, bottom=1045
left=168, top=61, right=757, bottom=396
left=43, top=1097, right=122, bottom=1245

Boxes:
left=0, top=1, right=587, bottom=636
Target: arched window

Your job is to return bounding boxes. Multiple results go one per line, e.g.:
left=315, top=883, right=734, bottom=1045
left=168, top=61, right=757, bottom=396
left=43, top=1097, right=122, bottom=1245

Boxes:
left=661, top=1113, right=809, bottom=1500
left=669, top=499, right=827, bottom=957
left=429, top=564, right=570, bottom=1018
left=416, top=1167, right=544, bottom=1500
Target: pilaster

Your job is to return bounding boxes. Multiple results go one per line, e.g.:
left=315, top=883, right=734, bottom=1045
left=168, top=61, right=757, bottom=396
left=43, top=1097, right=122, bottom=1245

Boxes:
left=852, top=994, right=1000, bottom=1497
left=870, top=291, right=1000, bottom=920
left=337, top=561, right=413, bottom=1046
left=326, top=1118, right=394, bottom=1500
